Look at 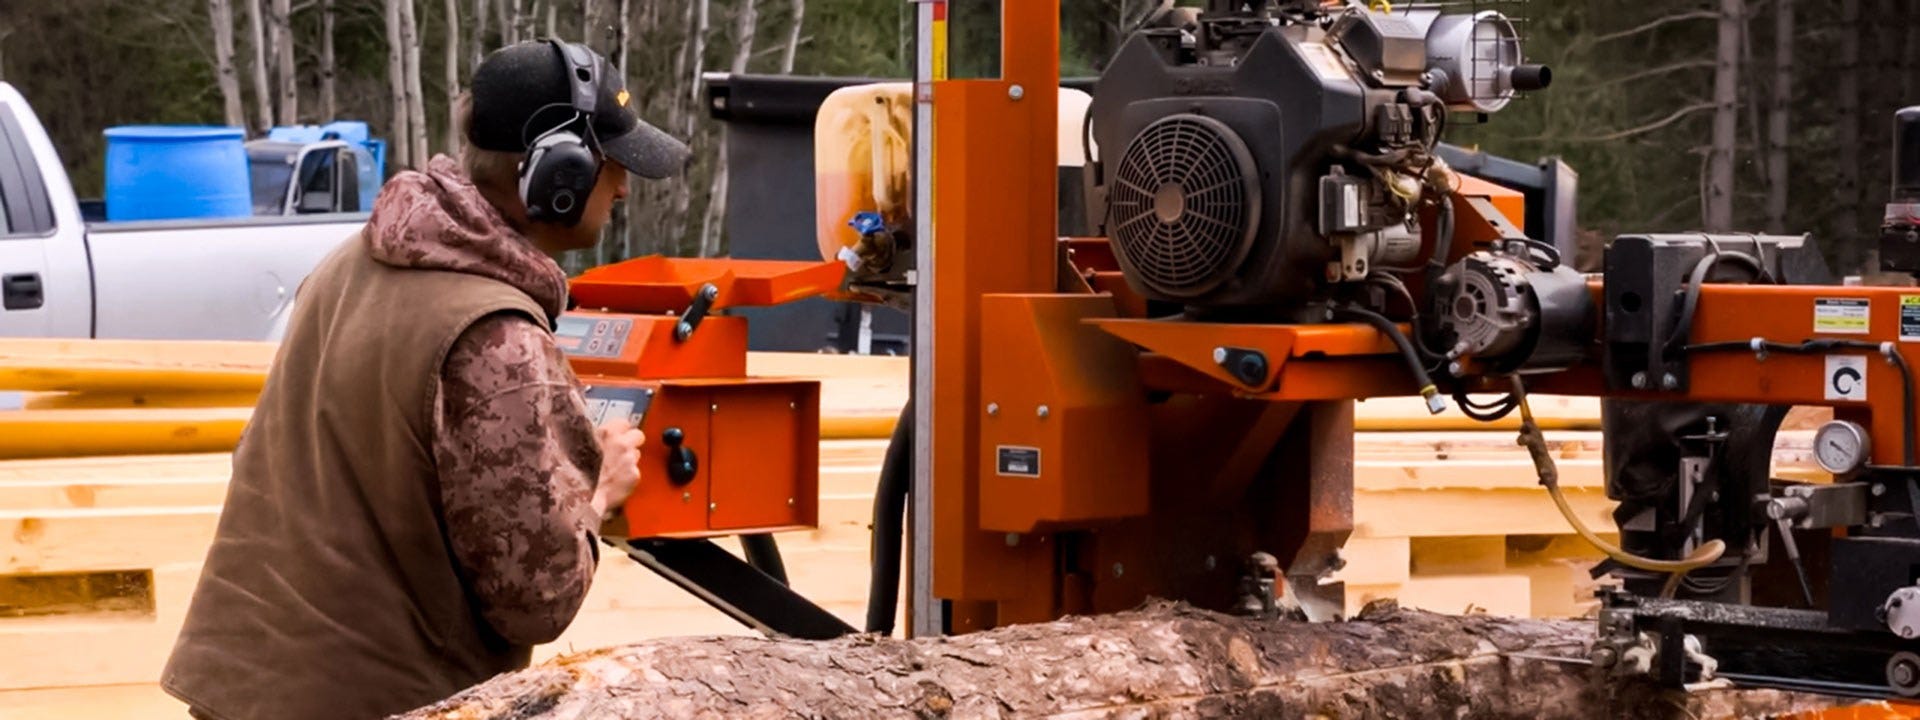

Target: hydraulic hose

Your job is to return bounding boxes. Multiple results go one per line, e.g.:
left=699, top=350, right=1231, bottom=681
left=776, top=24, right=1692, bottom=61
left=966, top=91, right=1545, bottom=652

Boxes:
left=1510, top=377, right=1726, bottom=589
left=865, top=397, right=913, bottom=634
left=1335, top=306, right=1445, bottom=414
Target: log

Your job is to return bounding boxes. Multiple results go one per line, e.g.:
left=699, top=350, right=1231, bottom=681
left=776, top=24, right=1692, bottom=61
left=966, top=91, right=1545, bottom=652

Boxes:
left=398, top=601, right=1848, bottom=719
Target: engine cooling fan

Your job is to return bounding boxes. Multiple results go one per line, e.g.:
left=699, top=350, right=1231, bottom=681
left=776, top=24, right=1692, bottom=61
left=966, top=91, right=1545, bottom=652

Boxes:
left=1106, top=113, right=1262, bottom=300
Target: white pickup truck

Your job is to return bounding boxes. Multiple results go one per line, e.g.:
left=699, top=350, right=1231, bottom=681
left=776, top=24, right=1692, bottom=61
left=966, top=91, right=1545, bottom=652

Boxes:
left=0, top=82, right=368, bottom=341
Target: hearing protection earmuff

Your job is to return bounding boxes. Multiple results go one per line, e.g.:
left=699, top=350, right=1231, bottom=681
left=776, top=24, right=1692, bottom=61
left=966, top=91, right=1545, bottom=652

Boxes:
left=518, top=40, right=602, bottom=228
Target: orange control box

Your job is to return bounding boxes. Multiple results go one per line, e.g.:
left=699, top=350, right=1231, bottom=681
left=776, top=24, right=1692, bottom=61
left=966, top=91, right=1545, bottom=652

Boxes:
left=559, top=256, right=845, bottom=540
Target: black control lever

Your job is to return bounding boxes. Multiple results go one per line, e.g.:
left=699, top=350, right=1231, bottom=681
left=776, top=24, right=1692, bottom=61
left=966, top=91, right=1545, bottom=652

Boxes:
left=1765, top=497, right=1818, bottom=608
left=662, top=427, right=698, bottom=486
left=674, top=284, right=720, bottom=342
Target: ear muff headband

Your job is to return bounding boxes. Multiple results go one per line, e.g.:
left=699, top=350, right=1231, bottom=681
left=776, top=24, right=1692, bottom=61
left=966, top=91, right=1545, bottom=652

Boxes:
left=519, top=40, right=602, bottom=227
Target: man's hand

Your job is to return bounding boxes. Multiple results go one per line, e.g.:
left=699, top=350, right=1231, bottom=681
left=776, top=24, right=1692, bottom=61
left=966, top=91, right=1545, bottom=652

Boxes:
left=590, top=417, right=645, bottom=524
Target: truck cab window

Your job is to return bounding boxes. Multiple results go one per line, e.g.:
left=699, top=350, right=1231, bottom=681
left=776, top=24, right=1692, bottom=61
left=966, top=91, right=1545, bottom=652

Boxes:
left=0, top=102, right=54, bottom=237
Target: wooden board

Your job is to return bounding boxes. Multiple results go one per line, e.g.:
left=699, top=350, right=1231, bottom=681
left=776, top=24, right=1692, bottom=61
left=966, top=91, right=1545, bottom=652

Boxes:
left=0, top=340, right=275, bottom=394
left=0, top=683, right=189, bottom=720
left=0, top=562, right=199, bottom=691
left=0, top=507, right=221, bottom=575
left=0, top=409, right=250, bottom=460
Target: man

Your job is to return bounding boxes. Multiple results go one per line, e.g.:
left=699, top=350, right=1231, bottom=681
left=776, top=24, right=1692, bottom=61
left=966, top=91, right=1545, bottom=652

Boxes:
left=161, top=39, right=691, bottom=720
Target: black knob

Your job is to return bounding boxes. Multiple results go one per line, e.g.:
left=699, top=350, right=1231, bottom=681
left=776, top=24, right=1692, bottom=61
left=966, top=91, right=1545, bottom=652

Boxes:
left=1509, top=64, right=1551, bottom=92
left=662, top=427, right=697, bottom=486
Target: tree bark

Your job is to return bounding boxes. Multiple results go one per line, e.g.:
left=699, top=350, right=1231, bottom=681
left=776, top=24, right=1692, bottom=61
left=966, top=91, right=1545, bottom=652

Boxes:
left=208, top=0, right=246, bottom=129
left=395, top=602, right=1849, bottom=719
left=1838, top=0, right=1863, bottom=254
left=1706, top=0, right=1742, bottom=231
left=401, top=0, right=430, bottom=166
left=782, top=0, right=803, bottom=73
left=321, top=0, right=338, bottom=121
left=471, top=0, right=489, bottom=72
left=581, top=0, right=594, bottom=47
left=385, top=0, right=411, bottom=169
left=498, top=0, right=517, bottom=45
left=544, top=0, right=556, bottom=38
left=245, top=0, right=273, bottom=133
left=604, top=0, right=632, bottom=266
left=1767, top=0, right=1793, bottom=233
left=689, top=0, right=710, bottom=107
left=445, top=0, right=461, bottom=153
left=272, top=0, right=296, bottom=125
left=700, top=0, right=757, bottom=257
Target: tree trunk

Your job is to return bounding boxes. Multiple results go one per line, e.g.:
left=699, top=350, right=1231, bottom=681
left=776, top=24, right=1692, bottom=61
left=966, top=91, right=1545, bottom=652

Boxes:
left=471, top=0, right=489, bottom=72
left=690, top=0, right=710, bottom=107
left=401, top=0, right=430, bottom=166
left=1706, top=0, right=1742, bottom=231
left=1767, top=0, right=1793, bottom=233
left=604, top=0, right=632, bottom=266
left=581, top=0, right=595, bottom=47
left=272, top=0, right=296, bottom=125
left=385, top=0, right=411, bottom=169
left=700, top=0, right=757, bottom=258
left=782, top=0, right=803, bottom=73
left=445, top=0, right=462, bottom=154
left=322, top=0, right=338, bottom=121
left=208, top=0, right=246, bottom=129
left=544, top=0, right=556, bottom=38
left=396, top=603, right=1849, bottom=719
left=498, top=0, right=516, bottom=45
left=1838, top=0, right=1863, bottom=258
left=245, top=0, right=273, bottom=133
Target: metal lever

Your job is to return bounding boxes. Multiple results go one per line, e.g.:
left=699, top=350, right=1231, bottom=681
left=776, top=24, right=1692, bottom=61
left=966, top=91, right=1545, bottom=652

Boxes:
left=1765, top=498, right=1817, bottom=608
left=674, top=283, right=720, bottom=341
left=661, top=427, right=698, bottom=485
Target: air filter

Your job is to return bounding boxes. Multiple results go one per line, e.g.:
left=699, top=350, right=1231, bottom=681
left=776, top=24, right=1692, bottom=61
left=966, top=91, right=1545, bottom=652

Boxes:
left=1106, top=114, right=1261, bottom=300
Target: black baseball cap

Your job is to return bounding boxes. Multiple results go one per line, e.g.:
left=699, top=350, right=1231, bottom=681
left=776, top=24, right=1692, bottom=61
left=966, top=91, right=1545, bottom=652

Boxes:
left=468, top=39, right=691, bottom=179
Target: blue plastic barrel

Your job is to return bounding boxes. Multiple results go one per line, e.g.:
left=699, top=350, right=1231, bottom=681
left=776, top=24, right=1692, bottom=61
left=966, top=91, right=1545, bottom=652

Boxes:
left=104, top=126, right=252, bottom=222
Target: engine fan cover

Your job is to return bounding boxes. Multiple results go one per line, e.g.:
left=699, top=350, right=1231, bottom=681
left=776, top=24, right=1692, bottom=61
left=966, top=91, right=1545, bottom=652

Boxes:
left=1106, top=114, right=1263, bottom=301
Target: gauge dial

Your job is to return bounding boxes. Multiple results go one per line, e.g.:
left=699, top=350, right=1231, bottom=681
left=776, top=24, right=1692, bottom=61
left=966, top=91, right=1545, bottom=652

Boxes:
left=1813, top=420, right=1871, bottom=475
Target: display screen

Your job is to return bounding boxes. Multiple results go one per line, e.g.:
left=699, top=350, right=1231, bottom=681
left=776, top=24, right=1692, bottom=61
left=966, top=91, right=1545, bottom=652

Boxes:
left=556, top=314, right=634, bottom=358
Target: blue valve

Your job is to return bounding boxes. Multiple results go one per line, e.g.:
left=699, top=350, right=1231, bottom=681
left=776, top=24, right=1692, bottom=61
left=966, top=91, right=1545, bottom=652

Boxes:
left=848, top=212, right=887, bottom=236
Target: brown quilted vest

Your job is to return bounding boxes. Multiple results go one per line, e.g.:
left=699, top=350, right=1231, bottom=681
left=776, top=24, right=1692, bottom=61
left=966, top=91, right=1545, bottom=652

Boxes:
left=161, top=233, right=549, bottom=720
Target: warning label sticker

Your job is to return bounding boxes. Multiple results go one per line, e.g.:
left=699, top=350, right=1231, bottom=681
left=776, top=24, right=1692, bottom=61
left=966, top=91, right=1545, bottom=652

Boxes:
left=1827, top=355, right=1869, bottom=401
left=1815, top=298, right=1871, bottom=334
left=996, top=446, right=1041, bottom=478
left=1902, top=295, right=1920, bottom=341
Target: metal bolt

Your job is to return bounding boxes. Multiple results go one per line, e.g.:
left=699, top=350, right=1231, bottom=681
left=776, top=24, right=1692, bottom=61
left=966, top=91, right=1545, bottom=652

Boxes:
left=1631, top=372, right=1649, bottom=390
left=1661, top=374, right=1680, bottom=391
left=1008, top=84, right=1025, bottom=100
left=1006, top=533, right=1020, bottom=547
left=682, top=492, right=692, bottom=503
left=1448, top=361, right=1464, bottom=376
left=787, top=498, right=796, bottom=507
left=1212, top=347, right=1228, bottom=363
left=790, top=401, right=797, bottom=410
left=1899, top=662, right=1918, bottom=686
left=709, top=502, right=718, bottom=511
left=711, top=403, right=719, bottom=413
left=676, top=321, right=693, bottom=338
left=1877, top=484, right=1890, bottom=497
left=1038, top=405, right=1051, bottom=418
left=1906, top=626, right=1916, bottom=639
left=1112, top=563, right=1125, bottom=578
left=987, top=403, right=1000, bottom=416
left=1205, top=555, right=1217, bottom=570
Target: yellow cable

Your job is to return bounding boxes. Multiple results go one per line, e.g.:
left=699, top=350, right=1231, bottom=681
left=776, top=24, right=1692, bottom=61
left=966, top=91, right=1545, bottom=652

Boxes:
left=1511, top=378, right=1726, bottom=579
left=1371, top=0, right=1393, bottom=12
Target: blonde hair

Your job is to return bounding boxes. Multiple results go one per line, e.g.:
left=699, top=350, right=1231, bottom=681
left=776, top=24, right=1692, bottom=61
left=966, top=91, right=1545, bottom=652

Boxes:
left=452, top=92, right=523, bottom=194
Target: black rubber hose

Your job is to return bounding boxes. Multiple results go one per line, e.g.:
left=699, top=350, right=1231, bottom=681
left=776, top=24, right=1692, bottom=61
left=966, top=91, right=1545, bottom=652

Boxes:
left=740, top=534, right=788, bottom=586
left=866, top=397, right=914, bottom=634
left=1335, top=306, right=1441, bottom=407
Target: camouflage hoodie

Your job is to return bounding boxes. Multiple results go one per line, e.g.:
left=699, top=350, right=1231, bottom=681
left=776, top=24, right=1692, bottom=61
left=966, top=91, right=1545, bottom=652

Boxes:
left=365, top=154, right=603, bottom=645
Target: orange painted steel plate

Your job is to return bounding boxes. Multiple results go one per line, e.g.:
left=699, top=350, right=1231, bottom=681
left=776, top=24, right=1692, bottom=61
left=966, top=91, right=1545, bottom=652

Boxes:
left=571, top=256, right=847, bottom=313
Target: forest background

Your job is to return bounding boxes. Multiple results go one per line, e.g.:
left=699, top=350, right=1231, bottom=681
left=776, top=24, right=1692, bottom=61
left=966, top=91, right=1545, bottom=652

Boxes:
left=0, top=0, right=1914, bottom=274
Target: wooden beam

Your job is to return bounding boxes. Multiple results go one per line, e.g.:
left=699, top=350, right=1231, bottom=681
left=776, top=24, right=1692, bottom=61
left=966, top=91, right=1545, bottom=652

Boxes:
left=0, top=507, right=220, bottom=574
left=0, top=409, right=250, bottom=460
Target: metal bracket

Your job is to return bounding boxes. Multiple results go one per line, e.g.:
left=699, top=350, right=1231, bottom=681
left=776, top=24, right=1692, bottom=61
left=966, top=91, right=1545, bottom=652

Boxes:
left=1213, top=346, right=1270, bottom=387
left=674, top=283, right=721, bottom=342
left=611, top=537, right=857, bottom=640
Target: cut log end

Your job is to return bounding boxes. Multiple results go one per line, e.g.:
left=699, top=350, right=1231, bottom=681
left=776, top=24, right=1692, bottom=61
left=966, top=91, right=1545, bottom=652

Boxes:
left=397, top=601, right=1856, bottom=719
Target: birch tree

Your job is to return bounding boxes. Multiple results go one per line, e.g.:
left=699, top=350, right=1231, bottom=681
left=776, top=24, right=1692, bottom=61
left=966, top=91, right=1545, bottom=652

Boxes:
left=701, top=0, right=758, bottom=257
left=1837, top=0, right=1862, bottom=244
left=690, top=0, right=711, bottom=107
left=498, top=0, right=517, bottom=45
left=386, top=0, right=411, bottom=168
left=783, top=0, right=804, bottom=73
left=471, top=0, right=490, bottom=72
left=581, top=0, right=596, bottom=47
left=272, top=0, right=297, bottom=125
left=1766, top=0, right=1793, bottom=233
left=401, top=0, right=431, bottom=166
left=246, top=0, right=273, bottom=132
left=322, top=0, right=338, bottom=121
left=446, top=0, right=462, bottom=152
left=208, top=0, right=246, bottom=129
left=1705, top=0, right=1742, bottom=231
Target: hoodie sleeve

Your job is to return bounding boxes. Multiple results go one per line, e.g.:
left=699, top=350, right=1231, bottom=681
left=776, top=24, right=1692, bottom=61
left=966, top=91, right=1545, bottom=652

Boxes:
left=432, top=311, right=604, bottom=646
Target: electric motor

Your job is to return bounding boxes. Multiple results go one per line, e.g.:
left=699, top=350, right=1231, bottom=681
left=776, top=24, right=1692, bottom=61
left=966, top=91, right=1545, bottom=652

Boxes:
left=1432, top=240, right=1591, bottom=373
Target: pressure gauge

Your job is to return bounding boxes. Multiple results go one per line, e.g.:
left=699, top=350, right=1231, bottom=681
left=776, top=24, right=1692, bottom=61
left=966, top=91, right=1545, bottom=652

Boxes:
left=1814, top=420, right=1872, bottom=476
